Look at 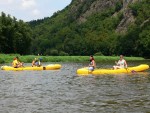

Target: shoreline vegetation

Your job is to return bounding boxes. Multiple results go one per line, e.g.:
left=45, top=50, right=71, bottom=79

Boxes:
left=0, top=54, right=146, bottom=64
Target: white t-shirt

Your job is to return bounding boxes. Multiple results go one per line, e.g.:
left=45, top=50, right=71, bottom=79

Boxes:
left=117, top=59, right=126, bottom=68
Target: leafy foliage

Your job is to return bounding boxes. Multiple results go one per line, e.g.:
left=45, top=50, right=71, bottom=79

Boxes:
left=28, top=0, right=149, bottom=58
left=0, top=12, right=32, bottom=55
left=117, top=0, right=150, bottom=58
left=29, top=2, right=121, bottom=56
left=1, top=0, right=149, bottom=58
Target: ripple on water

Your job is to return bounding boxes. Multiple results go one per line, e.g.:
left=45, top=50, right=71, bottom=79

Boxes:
left=0, top=62, right=150, bottom=113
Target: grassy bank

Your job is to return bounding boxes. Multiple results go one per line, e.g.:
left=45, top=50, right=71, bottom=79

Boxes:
left=0, top=54, right=145, bottom=64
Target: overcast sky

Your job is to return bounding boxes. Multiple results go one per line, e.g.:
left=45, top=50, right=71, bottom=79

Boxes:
left=0, top=0, right=71, bottom=22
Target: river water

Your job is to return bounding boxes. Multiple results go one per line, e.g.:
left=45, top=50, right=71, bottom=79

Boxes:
left=0, top=61, right=150, bottom=113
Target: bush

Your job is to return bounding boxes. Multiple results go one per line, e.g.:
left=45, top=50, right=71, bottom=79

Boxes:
left=50, top=49, right=59, bottom=56
left=0, top=58, right=5, bottom=63
left=94, top=52, right=104, bottom=56
left=40, top=57, right=49, bottom=62
left=59, top=51, right=69, bottom=56
left=24, top=57, right=34, bottom=63
left=115, top=1, right=123, bottom=12
left=44, top=49, right=59, bottom=56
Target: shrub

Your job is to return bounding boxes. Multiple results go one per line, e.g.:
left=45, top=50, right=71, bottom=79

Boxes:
left=50, top=49, right=59, bottom=56
left=59, top=51, right=69, bottom=56
left=44, top=49, right=59, bottom=56
left=0, top=58, right=5, bottom=63
left=94, top=52, right=104, bottom=56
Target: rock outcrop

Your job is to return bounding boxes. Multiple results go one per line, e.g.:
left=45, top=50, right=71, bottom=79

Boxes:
left=70, top=0, right=142, bottom=33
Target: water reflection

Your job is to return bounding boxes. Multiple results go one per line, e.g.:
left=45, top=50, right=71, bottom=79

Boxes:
left=0, top=61, right=150, bottom=113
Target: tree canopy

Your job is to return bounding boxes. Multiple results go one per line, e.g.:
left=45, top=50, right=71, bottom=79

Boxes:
left=29, top=0, right=149, bottom=58
left=0, top=0, right=149, bottom=58
left=0, top=12, right=32, bottom=55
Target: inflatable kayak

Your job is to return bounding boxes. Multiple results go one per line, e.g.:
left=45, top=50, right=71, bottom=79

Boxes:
left=1, top=64, right=61, bottom=71
left=77, top=64, right=149, bottom=75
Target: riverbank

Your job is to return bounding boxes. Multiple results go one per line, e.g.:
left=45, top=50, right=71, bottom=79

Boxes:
left=0, top=54, right=145, bottom=64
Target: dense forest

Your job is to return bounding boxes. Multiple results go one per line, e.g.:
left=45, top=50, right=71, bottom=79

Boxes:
left=0, top=0, right=150, bottom=58
left=0, top=12, right=32, bottom=55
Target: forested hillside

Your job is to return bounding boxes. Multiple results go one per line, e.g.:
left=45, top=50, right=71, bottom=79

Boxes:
left=29, top=0, right=150, bottom=58
left=0, top=0, right=149, bottom=58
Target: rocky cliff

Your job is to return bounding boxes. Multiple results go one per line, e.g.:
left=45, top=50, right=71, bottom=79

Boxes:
left=69, top=0, right=144, bottom=33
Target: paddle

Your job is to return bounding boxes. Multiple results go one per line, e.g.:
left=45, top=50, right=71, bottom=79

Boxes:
left=125, top=68, right=136, bottom=73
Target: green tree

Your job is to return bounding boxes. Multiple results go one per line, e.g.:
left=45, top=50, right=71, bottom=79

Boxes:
left=0, top=12, right=32, bottom=54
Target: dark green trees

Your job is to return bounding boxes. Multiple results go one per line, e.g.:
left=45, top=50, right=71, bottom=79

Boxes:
left=0, top=12, right=32, bottom=55
left=117, top=0, right=150, bottom=58
left=1, top=0, right=148, bottom=58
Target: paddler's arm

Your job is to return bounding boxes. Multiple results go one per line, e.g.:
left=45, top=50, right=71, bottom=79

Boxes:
left=124, top=60, right=128, bottom=68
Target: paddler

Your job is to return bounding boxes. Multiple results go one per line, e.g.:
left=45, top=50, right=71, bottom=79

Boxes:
left=113, top=55, right=128, bottom=70
left=12, top=56, right=23, bottom=68
left=88, top=55, right=96, bottom=71
left=32, top=58, right=42, bottom=67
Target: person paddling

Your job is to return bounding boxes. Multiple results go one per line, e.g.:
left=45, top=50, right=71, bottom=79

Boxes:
left=88, top=55, right=96, bottom=71
left=12, top=56, right=23, bottom=68
left=32, top=58, right=41, bottom=67
left=113, top=55, right=127, bottom=70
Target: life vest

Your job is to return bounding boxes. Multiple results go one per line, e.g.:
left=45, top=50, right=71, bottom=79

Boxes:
left=12, top=59, right=19, bottom=67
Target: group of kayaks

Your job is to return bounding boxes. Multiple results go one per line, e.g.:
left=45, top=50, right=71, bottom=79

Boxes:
left=1, top=64, right=149, bottom=75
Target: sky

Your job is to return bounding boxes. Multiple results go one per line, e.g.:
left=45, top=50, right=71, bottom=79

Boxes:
left=0, top=0, right=72, bottom=22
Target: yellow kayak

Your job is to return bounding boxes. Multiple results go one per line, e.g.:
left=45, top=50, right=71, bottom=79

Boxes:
left=77, top=64, right=149, bottom=75
left=1, top=64, right=61, bottom=71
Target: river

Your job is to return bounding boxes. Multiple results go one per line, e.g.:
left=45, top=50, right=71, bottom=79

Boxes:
left=0, top=61, right=150, bottom=113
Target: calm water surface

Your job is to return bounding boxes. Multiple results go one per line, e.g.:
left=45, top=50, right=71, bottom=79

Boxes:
left=0, top=61, right=150, bottom=113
